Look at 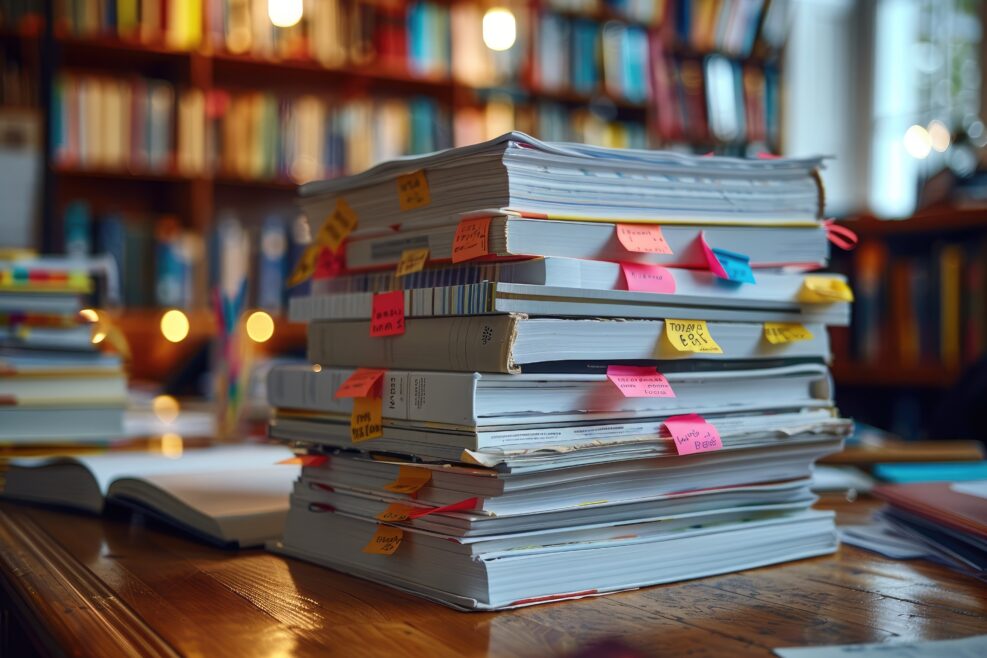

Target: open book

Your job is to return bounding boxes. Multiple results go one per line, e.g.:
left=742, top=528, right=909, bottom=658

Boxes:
left=1, top=444, right=296, bottom=547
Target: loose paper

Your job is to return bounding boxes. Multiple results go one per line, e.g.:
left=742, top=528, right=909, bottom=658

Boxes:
left=798, top=276, right=854, bottom=303
left=335, top=368, right=387, bottom=399
left=384, top=466, right=432, bottom=495
left=621, top=263, right=676, bottom=294
left=370, top=290, right=405, bottom=337
left=615, top=224, right=673, bottom=254
left=350, top=396, right=383, bottom=443
left=396, top=170, right=431, bottom=211
left=451, top=217, right=491, bottom=263
left=395, top=247, right=430, bottom=277
left=664, top=414, right=723, bottom=455
left=376, top=503, right=416, bottom=522
left=664, top=319, right=723, bottom=354
left=763, top=323, right=814, bottom=344
left=362, top=525, right=404, bottom=555
left=606, top=365, right=675, bottom=398
left=315, top=198, right=358, bottom=251
left=701, top=232, right=755, bottom=283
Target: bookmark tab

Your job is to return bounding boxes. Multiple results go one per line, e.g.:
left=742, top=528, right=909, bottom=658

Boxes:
left=606, top=365, right=675, bottom=398
left=395, top=247, right=430, bottom=277
left=664, top=319, right=723, bottom=354
left=362, top=525, right=404, bottom=555
left=350, top=396, right=383, bottom=443
left=664, top=414, right=723, bottom=455
left=335, top=368, right=387, bottom=399
left=407, top=497, right=479, bottom=519
left=276, top=454, right=329, bottom=467
left=316, top=197, right=358, bottom=251
left=286, top=243, right=321, bottom=287
left=621, top=263, right=676, bottom=294
left=763, top=322, right=814, bottom=344
left=396, top=170, right=431, bottom=211
left=451, top=217, right=491, bottom=263
left=700, top=232, right=755, bottom=284
left=370, top=290, right=405, bottom=337
left=798, top=276, right=854, bottom=303
left=615, top=224, right=673, bottom=255
left=384, top=466, right=432, bottom=495
left=376, top=503, right=416, bottom=522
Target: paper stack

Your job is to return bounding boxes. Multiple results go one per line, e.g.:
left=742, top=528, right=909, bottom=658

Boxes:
left=268, top=132, right=854, bottom=610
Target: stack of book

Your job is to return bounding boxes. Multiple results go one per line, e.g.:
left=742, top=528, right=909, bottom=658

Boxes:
left=0, top=258, right=126, bottom=445
left=267, top=132, right=854, bottom=610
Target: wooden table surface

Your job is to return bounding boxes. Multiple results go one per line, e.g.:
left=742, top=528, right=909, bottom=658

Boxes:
left=1, top=495, right=986, bottom=658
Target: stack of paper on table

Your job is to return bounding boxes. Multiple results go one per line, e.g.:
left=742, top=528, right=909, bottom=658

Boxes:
left=268, top=133, right=854, bottom=610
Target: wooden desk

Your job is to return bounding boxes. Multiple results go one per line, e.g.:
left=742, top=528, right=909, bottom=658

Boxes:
left=2, top=496, right=986, bottom=658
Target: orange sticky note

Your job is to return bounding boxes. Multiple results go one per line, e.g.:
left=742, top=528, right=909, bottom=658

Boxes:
left=362, top=525, right=404, bottom=555
left=606, top=365, right=675, bottom=398
left=664, top=413, right=723, bottom=455
left=376, top=503, right=415, bottom=522
left=315, top=198, right=358, bottom=251
left=621, top=263, right=676, bottom=294
left=276, top=455, right=329, bottom=467
left=335, top=368, right=387, bottom=399
left=384, top=466, right=432, bottom=495
left=395, top=247, right=430, bottom=277
left=664, top=319, right=723, bottom=354
left=350, top=396, right=383, bottom=443
left=370, top=291, right=405, bottom=337
left=451, top=217, right=491, bottom=263
left=396, top=170, right=431, bottom=211
left=763, top=322, right=814, bottom=345
left=615, top=224, right=673, bottom=254
left=286, top=243, right=321, bottom=287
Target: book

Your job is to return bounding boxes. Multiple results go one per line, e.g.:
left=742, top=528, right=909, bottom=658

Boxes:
left=1, top=444, right=297, bottom=547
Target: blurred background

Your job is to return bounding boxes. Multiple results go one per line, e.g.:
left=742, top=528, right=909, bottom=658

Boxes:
left=1, top=0, right=984, bottom=441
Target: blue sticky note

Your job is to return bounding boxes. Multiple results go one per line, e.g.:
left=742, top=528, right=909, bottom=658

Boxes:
left=712, top=247, right=756, bottom=284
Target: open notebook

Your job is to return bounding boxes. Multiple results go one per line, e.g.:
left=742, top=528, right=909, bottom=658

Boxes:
left=1, top=444, right=296, bottom=548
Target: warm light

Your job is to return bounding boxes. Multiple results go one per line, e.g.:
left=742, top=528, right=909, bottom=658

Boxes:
left=482, top=8, right=517, bottom=51
left=903, top=124, right=932, bottom=159
left=928, top=120, right=950, bottom=152
left=160, top=432, right=184, bottom=459
left=312, top=364, right=322, bottom=372
left=91, top=331, right=107, bottom=344
left=268, top=0, right=303, bottom=28
left=246, top=310, right=275, bottom=343
left=152, top=395, right=180, bottom=424
left=79, top=308, right=99, bottom=322
left=160, top=309, right=190, bottom=343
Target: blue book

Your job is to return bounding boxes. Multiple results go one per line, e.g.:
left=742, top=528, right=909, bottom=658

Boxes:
left=63, top=200, right=91, bottom=258
left=257, top=216, right=288, bottom=314
left=874, top=462, right=987, bottom=484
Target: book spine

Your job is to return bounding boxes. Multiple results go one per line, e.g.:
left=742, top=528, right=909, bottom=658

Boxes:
left=289, top=282, right=495, bottom=323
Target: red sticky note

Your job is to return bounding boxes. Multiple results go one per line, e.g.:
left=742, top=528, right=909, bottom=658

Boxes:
left=370, top=291, right=405, bottom=337
left=451, top=217, right=491, bottom=263
left=335, top=368, right=387, bottom=399
left=621, top=263, right=676, bottom=294
left=664, top=413, right=723, bottom=455
left=606, top=366, right=675, bottom=398
left=615, top=224, right=673, bottom=255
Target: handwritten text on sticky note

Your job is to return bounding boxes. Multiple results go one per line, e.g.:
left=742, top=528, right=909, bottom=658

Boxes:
left=451, top=217, right=491, bottom=263
left=351, top=396, right=383, bottom=443
left=664, top=414, right=723, bottom=455
left=335, top=368, right=387, bottom=398
left=622, top=263, right=676, bottom=294
left=763, top=323, right=814, bottom=344
left=606, top=365, right=675, bottom=398
left=616, top=224, right=673, bottom=254
left=384, top=466, right=432, bottom=495
left=395, top=247, right=430, bottom=277
left=316, top=198, right=358, bottom=251
left=370, top=290, right=405, bottom=337
left=376, top=503, right=415, bottom=522
left=286, top=243, right=320, bottom=287
left=396, top=170, right=431, bottom=211
left=362, top=525, right=404, bottom=555
left=665, top=319, right=723, bottom=354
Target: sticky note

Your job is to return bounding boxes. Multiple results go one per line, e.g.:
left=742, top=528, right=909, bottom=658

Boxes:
left=451, top=217, right=491, bottom=263
left=664, top=319, right=723, bottom=354
left=384, top=466, right=432, bottom=495
left=350, top=396, right=383, bottom=443
left=335, top=368, right=387, bottom=399
left=621, top=263, right=676, bottom=294
left=276, top=455, right=329, bottom=467
left=376, top=503, right=415, bottom=522
left=664, top=414, right=723, bottom=455
left=286, top=243, right=321, bottom=287
left=615, top=224, right=673, bottom=254
left=395, top=247, right=430, bottom=277
left=396, top=170, right=431, bottom=211
left=370, top=290, right=405, bottom=337
left=763, top=323, right=814, bottom=344
left=315, top=198, right=358, bottom=251
left=606, top=365, right=675, bottom=398
left=362, top=525, right=404, bottom=555
left=798, top=276, right=854, bottom=303
left=701, top=232, right=755, bottom=283
left=407, top=497, right=479, bottom=519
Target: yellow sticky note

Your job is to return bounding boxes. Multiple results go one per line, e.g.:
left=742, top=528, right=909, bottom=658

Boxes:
left=350, top=396, right=383, bottom=443
left=664, top=319, right=723, bottom=354
left=798, top=276, right=854, bottom=303
left=384, top=465, right=432, bottom=495
left=286, top=243, right=320, bottom=287
left=395, top=247, right=430, bottom=277
left=764, top=322, right=814, bottom=344
left=376, top=503, right=415, bottom=522
left=396, top=170, right=431, bottom=211
left=361, top=525, right=404, bottom=555
left=315, top=198, right=359, bottom=251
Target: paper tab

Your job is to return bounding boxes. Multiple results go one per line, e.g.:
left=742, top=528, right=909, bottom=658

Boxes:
left=376, top=503, right=416, bottom=522
left=384, top=466, right=432, bottom=495
left=615, top=224, right=673, bottom=254
left=350, top=396, right=383, bottom=443
left=276, top=455, right=329, bottom=467
left=315, top=198, right=358, bottom=251
left=395, top=247, right=430, bottom=277
left=407, top=497, right=479, bottom=519
left=335, top=368, right=387, bottom=399
left=664, top=319, right=723, bottom=354
left=606, top=365, right=675, bottom=398
left=451, top=217, right=491, bottom=263
left=701, top=232, right=755, bottom=283
left=621, top=263, right=676, bottom=294
left=286, top=243, right=321, bottom=287
left=664, top=414, right=723, bottom=455
left=362, top=525, right=404, bottom=555
left=763, top=322, right=814, bottom=344
left=798, top=276, right=854, bottom=303
left=396, top=170, right=431, bottom=211
left=370, top=290, right=405, bottom=337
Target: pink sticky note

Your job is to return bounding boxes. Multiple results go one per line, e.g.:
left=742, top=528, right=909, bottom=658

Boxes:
left=664, top=413, right=723, bottom=455
left=607, top=366, right=675, bottom=398
left=621, top=263, right=676, bottom=294
left=615, top=224, right=673, bottom=255
left=699, top=231, right=729, bottom=279
left=757, top=151, right=781, bottom=160
left=370, top=290, right=405, bottom=337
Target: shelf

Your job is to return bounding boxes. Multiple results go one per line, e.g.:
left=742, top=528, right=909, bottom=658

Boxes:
left=54, top=164, right=300, bottom=191
left=831, top=362, right=961, bottom=389
left=840, top=206, right=987, bottom=237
